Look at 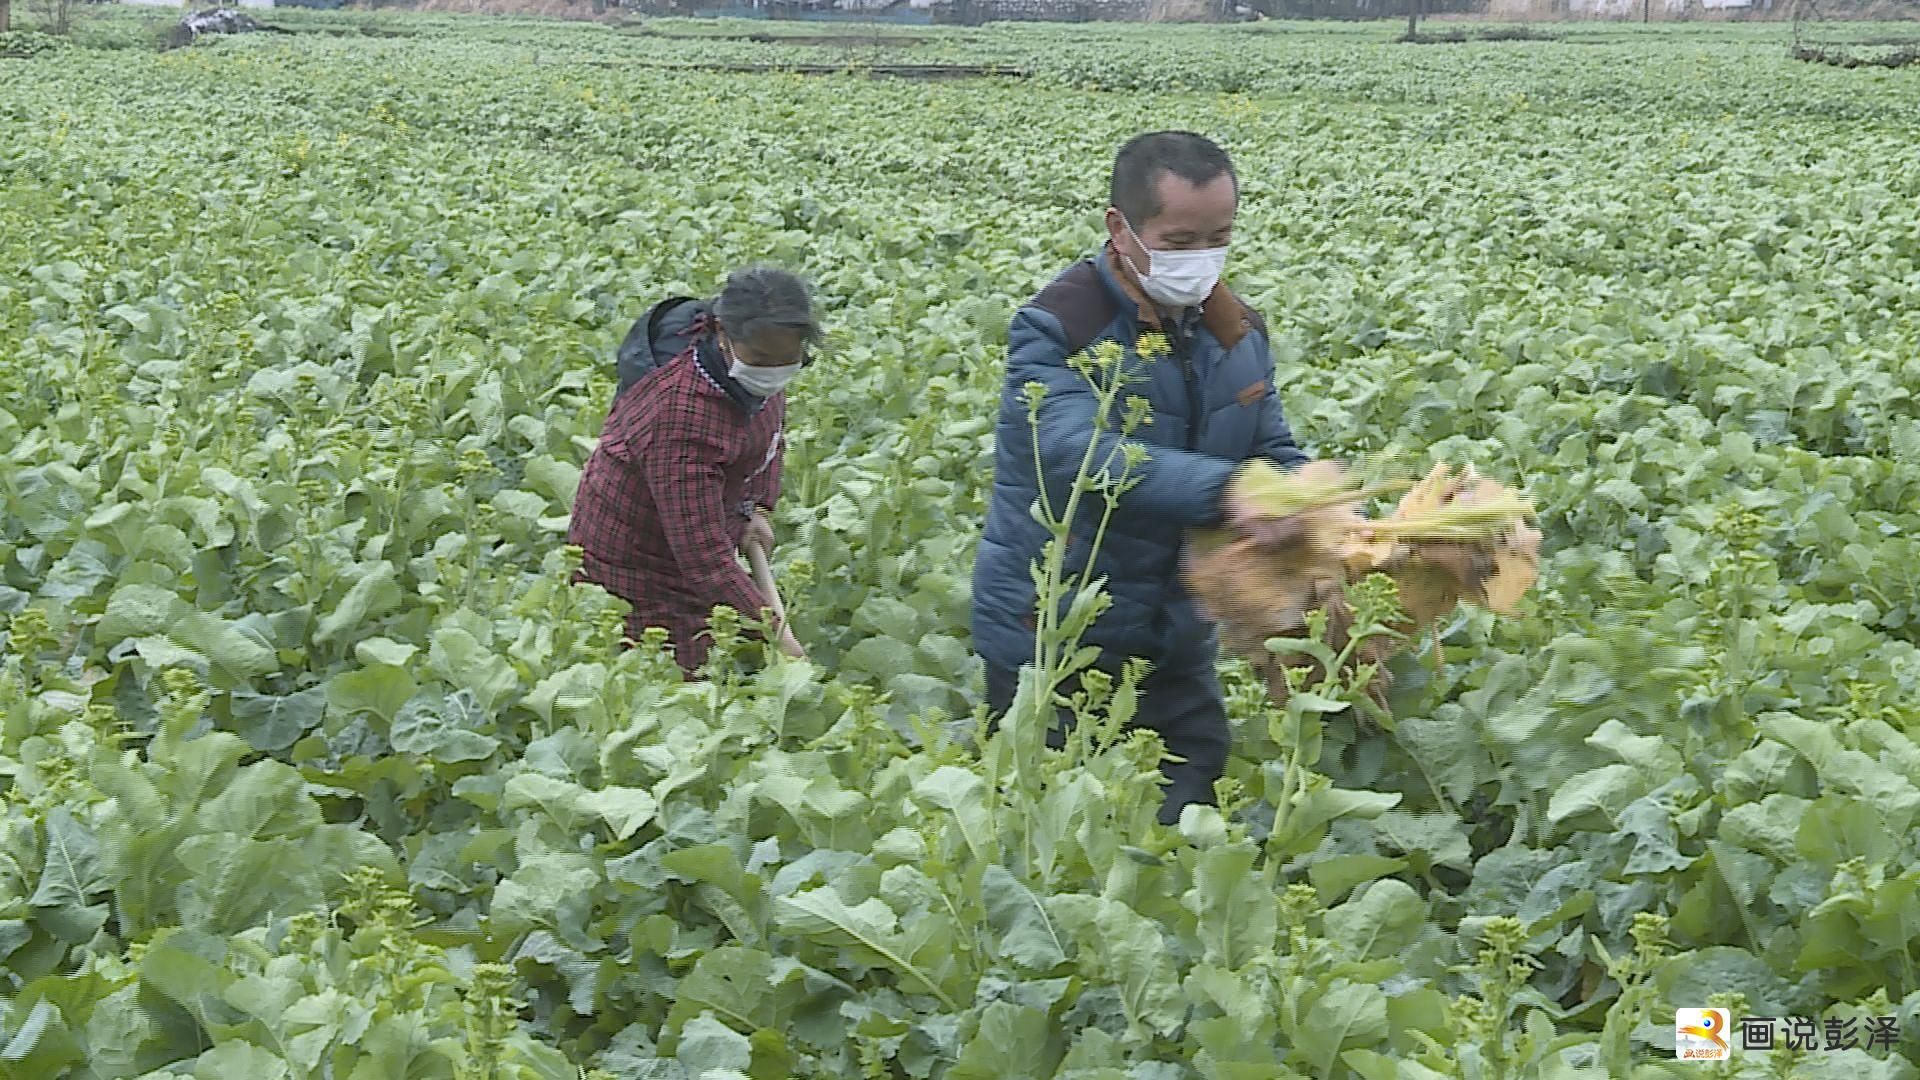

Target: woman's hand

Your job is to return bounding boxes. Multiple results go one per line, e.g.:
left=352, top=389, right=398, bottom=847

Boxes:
left=744, top=508, right=775, bottom=555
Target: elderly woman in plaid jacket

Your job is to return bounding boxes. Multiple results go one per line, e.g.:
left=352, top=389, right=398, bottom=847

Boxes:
left=568, top=267, right=817, bottom=671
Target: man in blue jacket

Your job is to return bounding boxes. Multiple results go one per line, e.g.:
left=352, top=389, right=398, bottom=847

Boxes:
left=972, top=130, right=1313, bottom=826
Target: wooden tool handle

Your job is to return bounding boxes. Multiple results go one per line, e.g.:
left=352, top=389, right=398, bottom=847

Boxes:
left=744, top=539, right=788, bottom=629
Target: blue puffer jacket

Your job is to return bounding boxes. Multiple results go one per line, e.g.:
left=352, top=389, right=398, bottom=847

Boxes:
left=970, top=246, right=1311, bottom=675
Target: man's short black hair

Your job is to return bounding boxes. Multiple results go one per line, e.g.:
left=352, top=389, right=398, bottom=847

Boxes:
left=1109, top=131, right=1238, bottom=227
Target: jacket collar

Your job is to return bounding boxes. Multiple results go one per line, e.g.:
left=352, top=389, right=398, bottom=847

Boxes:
left=1095, top=242, right=1255, bottom=351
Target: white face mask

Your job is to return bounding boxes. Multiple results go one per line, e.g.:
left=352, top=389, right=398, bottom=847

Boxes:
left=1122, top=219, right=1228, bottom=309
left=728, top=359, right=800, bottom=398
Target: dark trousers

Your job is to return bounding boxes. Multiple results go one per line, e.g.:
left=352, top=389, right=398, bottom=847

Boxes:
left=984, top=659, right=1230, bottom=827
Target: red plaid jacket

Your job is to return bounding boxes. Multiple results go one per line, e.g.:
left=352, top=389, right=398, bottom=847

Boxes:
left=568, top=339, right=785, bottom=671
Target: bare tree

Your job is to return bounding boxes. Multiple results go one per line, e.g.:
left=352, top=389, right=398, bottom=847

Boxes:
left=30, top=0, right=70, bottom=34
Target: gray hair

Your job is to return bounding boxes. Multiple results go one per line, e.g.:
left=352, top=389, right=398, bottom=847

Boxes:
left=713, top=266, right=820, bottom=347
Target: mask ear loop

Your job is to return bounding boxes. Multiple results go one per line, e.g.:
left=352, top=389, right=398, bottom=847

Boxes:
left=1116, top=213, right=1155, bottom=282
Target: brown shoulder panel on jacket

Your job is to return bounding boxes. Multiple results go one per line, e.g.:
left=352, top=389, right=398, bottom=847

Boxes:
left=1241, top=300, right=1268, bottom=340
left=1030, top=261, right=1121, bottom=360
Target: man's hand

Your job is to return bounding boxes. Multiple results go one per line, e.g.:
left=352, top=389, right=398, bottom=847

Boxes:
left=1222, top=461, right=1313, bottom=553
left=744, top=508, right=775, bottom=555
left=1228, top=509, right=1309, bottom=551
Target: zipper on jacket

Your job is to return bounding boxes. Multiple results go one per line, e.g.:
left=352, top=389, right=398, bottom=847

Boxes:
left=1166, top=316, right=1203, bottom=451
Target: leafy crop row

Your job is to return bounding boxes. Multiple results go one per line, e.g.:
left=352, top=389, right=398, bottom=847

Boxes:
left=3, top=16, right=1920, bottom=1078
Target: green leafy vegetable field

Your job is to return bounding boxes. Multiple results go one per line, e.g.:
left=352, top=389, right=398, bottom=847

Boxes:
left=4, top=12, right=1920, bottom=1078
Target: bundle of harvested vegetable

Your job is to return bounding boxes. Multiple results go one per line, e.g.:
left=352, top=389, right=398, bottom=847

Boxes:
left=1372, top=464, right=1542, bottom=624
left=1185, top=535, right=1398, bottom=714
left=1184, top=460, right=1540, bottom=718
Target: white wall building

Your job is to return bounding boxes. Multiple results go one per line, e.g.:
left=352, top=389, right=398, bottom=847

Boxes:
left=1487, top=0, right=1758, bottom=15
left=122, top=0, right=277, bottom=8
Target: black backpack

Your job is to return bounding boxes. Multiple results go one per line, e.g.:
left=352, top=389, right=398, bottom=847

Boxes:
left=615, top=295, right=711, bottom=398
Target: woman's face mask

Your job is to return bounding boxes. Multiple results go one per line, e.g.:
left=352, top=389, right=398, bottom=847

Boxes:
left=1121, top=218, right=1229, bottom=309
left=723, top=337, right=803, bottom=398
